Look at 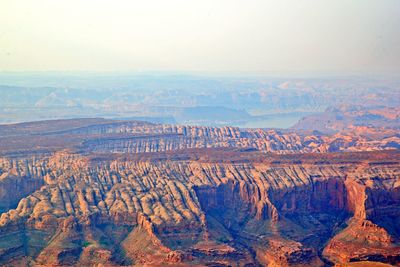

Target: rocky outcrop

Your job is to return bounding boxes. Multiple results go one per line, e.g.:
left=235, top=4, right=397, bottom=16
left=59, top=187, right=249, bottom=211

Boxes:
left=1, top=119, right=398, bottom=157
left=0, top=149, right=398, bottom=266
left=322, top=162, right=400, bottom=265
left=0, top=119, right=398, bottom=266
left=0, top=158, right=45, bottom=213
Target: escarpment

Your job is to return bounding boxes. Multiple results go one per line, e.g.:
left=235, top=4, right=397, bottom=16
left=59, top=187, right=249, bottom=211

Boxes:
left=0, top=149, right=398, bottom=266
left=0, top=158, right=45, bottom=213
left=322, top=163, right=400, bottom=265
left=0, top=119, right=398, bottom=266
left=1, top=119, right=398, bottom=156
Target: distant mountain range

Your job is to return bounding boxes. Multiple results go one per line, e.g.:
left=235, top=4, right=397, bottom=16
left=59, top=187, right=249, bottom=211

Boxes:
left=1, top=74, right=399, bottom=127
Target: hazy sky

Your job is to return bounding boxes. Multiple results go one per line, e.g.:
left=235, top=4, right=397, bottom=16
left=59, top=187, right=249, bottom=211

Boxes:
left=1, top=0, right=399, bottom=76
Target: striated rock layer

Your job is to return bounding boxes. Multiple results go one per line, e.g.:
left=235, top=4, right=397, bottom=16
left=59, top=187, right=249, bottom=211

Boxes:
left=0, top=119, right=398, bottom=157
left=0, top=119, right=399, bottom=266
left=0, top=149, right=399, bottom=266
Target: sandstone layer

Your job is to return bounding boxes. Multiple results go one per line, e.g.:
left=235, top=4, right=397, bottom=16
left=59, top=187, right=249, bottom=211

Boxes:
left=0, top=119, right=398, bottom=266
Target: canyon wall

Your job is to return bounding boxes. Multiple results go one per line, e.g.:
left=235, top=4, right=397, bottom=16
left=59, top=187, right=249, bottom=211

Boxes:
left=0, top=150, right=398, bottom=266
left=0, top=119, right=398, bottom=266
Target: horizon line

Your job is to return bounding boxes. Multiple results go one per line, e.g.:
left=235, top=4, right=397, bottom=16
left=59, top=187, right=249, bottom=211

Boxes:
left=0, top=70, right=399, bottom=80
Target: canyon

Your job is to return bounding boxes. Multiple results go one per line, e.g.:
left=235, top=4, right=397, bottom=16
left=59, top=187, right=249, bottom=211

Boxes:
left=0, top=119, right=399, bottom=266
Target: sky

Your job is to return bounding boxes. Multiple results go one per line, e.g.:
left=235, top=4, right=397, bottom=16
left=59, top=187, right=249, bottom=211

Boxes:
left=0, top=0, right=399, bottom=76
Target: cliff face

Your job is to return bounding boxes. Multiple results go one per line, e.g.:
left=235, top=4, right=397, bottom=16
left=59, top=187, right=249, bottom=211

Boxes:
left=0, top=119, right=399, bottom=266
left=0, top=150, right=398, bottom=266
left=79, top=124, right=400, bottom=154
left=0, top=159, right=44, bottom=213
left=1, top=119, right=398, bottom=157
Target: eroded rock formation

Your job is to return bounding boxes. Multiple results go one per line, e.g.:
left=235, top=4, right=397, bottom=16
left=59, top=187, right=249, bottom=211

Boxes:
left=0, top=119, right=398, bottom=266
left=0, top=149, right=398, bottom=266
